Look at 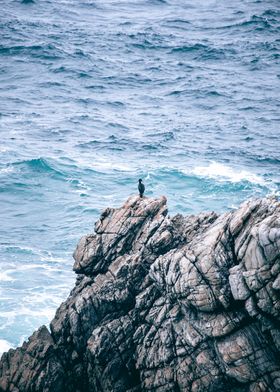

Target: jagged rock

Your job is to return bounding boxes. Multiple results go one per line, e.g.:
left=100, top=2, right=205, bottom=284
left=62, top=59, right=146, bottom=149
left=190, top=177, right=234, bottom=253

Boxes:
left=1, top=195, right=280, bottom=392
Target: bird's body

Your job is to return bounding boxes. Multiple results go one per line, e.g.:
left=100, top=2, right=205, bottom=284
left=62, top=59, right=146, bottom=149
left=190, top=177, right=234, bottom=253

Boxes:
left=138, top=179, right=145, bottom=198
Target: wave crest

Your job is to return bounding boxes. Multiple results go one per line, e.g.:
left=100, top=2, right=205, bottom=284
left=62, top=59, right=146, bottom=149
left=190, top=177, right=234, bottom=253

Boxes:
left=12, top=158, right=65, bottom=177
left=191, top=162, right=266, bottom=185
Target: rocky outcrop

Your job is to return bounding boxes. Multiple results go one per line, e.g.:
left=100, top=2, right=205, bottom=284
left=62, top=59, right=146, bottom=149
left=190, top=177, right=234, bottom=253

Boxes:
left=1, top=195, right=280, bottom=392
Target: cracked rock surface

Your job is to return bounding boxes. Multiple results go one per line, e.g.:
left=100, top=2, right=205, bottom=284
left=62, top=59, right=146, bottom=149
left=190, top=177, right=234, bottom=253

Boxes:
left=1, top=195, right=280, bottom=392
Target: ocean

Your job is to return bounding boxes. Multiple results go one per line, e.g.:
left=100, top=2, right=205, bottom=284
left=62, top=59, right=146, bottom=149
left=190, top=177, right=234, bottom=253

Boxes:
left=0, top=0, right=279, bottom=355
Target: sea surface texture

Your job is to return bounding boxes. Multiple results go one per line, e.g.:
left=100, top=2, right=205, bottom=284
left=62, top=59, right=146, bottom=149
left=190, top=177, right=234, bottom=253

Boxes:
left=0, top=0, right=279, bottom=354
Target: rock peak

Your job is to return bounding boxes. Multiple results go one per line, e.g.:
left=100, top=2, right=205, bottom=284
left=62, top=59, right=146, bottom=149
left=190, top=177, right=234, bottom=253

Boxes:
left=1, top=196, right=280, bottom=392
left=73, top=195, right=168, bottom=276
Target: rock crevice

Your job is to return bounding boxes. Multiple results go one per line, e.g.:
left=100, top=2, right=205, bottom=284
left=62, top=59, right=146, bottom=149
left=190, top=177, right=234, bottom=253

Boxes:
left=1, top=195, right=280, bottom=392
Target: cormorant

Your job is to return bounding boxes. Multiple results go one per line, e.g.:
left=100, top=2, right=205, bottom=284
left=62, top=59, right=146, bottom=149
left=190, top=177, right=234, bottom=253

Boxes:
left=138, top=179, right=145, bottom=198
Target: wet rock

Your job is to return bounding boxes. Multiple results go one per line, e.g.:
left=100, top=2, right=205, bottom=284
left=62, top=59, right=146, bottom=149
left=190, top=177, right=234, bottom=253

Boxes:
left=0, top=195, right=280, bottom=391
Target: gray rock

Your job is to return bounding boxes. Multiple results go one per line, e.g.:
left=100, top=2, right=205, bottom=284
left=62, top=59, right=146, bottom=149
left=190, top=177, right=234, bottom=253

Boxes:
left=1, top=195, right=280, bottom=391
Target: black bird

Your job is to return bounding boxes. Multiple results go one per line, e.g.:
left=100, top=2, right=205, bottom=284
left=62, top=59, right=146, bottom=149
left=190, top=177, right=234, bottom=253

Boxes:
left=138, top=179, right=145, bottom=198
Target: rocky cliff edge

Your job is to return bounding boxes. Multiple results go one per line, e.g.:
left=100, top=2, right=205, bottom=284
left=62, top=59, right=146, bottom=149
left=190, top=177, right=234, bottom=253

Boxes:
left=1, top=196, right=280, bottom=392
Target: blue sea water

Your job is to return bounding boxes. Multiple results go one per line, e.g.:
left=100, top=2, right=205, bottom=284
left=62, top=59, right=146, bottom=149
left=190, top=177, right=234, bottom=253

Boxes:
left=0, top=0, right=279, bottom=354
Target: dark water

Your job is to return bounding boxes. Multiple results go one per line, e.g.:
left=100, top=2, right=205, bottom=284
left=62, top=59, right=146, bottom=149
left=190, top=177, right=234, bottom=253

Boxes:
left=0, top=0, right=279, bottom=353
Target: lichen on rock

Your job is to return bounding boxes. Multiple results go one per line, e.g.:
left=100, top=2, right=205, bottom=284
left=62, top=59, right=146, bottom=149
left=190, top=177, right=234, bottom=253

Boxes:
left=1, top=195, right=280, bottom=391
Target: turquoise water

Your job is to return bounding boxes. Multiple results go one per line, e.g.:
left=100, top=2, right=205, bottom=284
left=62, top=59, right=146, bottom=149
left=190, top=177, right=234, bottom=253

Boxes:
left=0, top=0, right=279, bottom=354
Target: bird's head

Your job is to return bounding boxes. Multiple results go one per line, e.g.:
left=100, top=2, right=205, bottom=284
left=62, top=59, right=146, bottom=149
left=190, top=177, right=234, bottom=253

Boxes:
left=138, top=178, right=142, bottom=183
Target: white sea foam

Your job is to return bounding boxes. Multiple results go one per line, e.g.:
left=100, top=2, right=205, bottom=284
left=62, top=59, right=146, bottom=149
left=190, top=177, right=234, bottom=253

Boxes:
left=67, top=152, right=137, bottom=173
left=15, top=305, right=57, bottom=320
left=67, top=177, right=91, bottom=191
left=0, top=339, right=13, bottom=357
left=0, top=271, right=14, bottom=282
left=91, top=158, right=136, bottom=172
left=38, top=252, right=70, bottom=264
left=145, top=172, right=151, bottom=180
left=10, top=262, right=70, bottom=272
left=191, top=162, right=266, bottom=185
left=0, top=244, right=69, bottom=265
left=0, top=167, right=14, bottom=175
